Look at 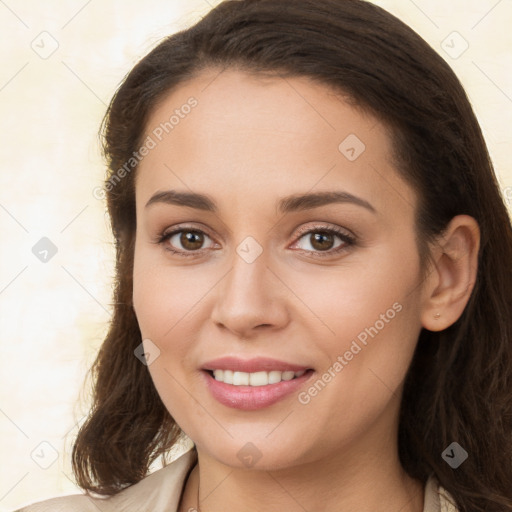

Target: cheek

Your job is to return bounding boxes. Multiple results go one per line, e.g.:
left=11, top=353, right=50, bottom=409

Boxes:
left=290, top=244, right=421, bottom=352
left=132, top=249, right=212, bottom=341
left=291, top=244, right=423, bottom=421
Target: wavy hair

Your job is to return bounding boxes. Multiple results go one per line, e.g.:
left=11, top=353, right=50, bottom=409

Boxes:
left=71, top=1, right=512, bottom=510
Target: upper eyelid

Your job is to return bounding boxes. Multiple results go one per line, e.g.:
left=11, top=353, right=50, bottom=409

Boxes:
left=293, top=223, right=354, bottom=238
left=162, top=222, right=350, bottom=237
left=162, top=224, right=215, bottom=240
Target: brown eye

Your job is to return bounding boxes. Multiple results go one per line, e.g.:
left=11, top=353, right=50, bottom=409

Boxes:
left=291, top=225, right=356, bottom=258
left=295, top=230, right=344, bottom=252
left=159, top=228, right=215, bottom=255
left=179, top=231, right=205, bottom=251
left=309, top=232, right=335, bottom=251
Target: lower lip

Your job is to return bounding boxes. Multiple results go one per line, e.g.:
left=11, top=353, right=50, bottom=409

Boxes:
left=203, top=370, right=314, bottom=410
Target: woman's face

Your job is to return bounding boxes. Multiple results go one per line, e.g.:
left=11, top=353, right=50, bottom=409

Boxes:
left=132, top=69, right=427, bottom=470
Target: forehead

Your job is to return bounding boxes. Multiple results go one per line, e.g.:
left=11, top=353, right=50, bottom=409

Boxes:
left=135, top=68, right=415, bottom=219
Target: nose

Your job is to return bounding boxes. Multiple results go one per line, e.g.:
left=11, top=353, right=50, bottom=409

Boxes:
left=210, top=244, right=290, bottom=339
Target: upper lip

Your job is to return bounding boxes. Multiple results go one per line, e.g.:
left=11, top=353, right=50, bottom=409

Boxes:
left=202, top=356, right=311, bottom=373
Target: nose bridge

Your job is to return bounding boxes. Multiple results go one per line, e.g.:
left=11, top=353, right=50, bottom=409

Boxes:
left=224, top=237, right=271, bottom=312
left=211, top=234, right=287, bottom=335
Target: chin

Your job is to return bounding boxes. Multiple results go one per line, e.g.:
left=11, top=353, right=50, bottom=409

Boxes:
left=191, top=430, right=316, bottom=472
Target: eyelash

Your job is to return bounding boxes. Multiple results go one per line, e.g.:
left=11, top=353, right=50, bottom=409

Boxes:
left=155, top=223, right=356, bottom=259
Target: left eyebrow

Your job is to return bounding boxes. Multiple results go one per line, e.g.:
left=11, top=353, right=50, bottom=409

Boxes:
left=144, top=189, right=377, bottom=214
left=277, top=190, right=377, bottom=214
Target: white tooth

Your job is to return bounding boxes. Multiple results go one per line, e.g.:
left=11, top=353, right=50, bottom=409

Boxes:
left=213, top=369, right=305, bottom=386
left=268, top=371, right=282, bottom=384
left=233, top=371, right=250, bottom=385
left=249, top=371, right=269, bottom=386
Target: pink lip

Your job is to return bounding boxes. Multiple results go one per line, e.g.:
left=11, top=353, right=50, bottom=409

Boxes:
left=203, top=370, right=313, bottom=410
left=202, top=356, right=310, bottom=373
left=201, top=357, right=314, bottom=410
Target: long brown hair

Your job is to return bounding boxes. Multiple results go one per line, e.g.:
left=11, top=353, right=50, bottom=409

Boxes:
left=72, top=1, right=512, bottom=509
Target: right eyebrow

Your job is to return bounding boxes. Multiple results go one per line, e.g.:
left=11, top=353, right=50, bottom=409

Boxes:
left=145, top=190, right=217, bottom=212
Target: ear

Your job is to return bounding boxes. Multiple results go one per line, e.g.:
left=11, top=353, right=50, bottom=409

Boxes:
left=421, top=215, right=480, bottom=332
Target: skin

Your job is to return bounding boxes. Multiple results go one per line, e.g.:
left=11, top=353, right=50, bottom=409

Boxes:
left=132, top=69, right=480, bottom=512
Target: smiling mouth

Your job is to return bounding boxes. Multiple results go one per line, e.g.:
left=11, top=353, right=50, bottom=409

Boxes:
left=205, top=369, right=313, bottom=386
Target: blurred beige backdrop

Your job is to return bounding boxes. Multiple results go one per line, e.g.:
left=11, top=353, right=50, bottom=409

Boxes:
left=0, top=0, right=511, bottom=510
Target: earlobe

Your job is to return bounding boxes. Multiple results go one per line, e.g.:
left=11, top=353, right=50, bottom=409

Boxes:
left=421, top=215, right=480, bottom=332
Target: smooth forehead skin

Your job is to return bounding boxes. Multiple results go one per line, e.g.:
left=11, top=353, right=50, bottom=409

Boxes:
left=135, top=68, right=417, bottom=236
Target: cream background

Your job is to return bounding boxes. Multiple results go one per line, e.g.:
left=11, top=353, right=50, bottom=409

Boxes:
left=0, top=0, right=510, bottom=510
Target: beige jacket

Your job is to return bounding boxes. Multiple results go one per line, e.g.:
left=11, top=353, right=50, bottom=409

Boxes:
left=13, top=449, right=459, bottom=512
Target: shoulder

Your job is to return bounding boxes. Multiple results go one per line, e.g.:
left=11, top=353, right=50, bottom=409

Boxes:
left=12, top=448, right=198, bottom=512
left=424, top=474, right=460, bottom=512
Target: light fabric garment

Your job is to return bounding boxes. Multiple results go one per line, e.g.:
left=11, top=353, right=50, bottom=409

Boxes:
left=13, top=448, right=459, bottom=512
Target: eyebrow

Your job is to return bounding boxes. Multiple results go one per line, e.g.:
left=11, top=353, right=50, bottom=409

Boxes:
left=145, top=189, right=376, bottom=214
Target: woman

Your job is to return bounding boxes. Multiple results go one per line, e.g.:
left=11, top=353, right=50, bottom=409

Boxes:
left=14, top=0, right=512, bottom=511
